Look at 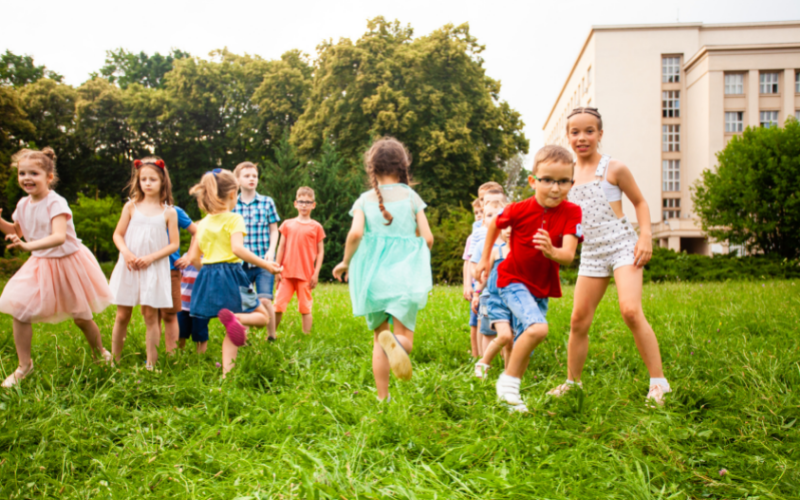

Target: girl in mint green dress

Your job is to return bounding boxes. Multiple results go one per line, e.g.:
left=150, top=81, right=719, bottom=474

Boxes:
left=333, top=137, right=434, bottom=401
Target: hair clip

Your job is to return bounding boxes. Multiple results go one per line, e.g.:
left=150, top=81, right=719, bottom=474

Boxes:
left=134, top=159, right=166, bottom=170
left=205, top=168, right=222, bottom=177
left=133, top=160, right=142, bottom=168
left=154, top=159, right=165, bottom=169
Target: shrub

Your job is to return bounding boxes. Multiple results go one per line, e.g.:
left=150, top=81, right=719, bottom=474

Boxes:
left=430, top=206, right=474, bottom=284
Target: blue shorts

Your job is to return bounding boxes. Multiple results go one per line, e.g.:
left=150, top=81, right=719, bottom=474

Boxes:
left=243, top=265, right=275, bottom=300
left=469, top=306, right=478, bottom=327
left=177, top=310, right=210, bottom=343
left=479, top=295, right=494, bottom=336
left=497, top=282, right=549, bottom=335
left=486, top=292, right=527, bottom=341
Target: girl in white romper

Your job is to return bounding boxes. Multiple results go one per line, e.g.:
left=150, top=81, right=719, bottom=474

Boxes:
left=547, top=107, right=671, bottom=406
left=109, top=158, right=180, bottom=370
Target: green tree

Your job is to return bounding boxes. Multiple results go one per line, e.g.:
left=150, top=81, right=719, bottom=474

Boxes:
left=0, top=86, right=35, bottom=219
left=259, top=134, right=305, bottom=220
left=99, top=48, right=190, bottom=89
left=0, top=50, right=63, bottom=87
left=72, top=193, right=123, bottom=261
left=692, top=119, right=800, bottom=259
left=305, top=140, right=365, bottom=279
left=291, top=17, right=528, bottom=207
left=429, top=206, right=474, bottom=284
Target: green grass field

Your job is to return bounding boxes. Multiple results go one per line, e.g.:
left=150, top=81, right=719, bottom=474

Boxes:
left=0, top=281, right=798, bottom=499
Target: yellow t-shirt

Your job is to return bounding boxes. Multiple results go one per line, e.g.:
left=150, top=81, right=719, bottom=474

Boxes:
left=197, top=212, right=247, bottom=264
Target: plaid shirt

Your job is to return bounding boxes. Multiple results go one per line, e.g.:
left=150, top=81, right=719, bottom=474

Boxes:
left=234, top=193, right=280, bottom=261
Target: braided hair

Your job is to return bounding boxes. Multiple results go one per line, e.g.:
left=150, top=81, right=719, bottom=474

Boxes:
left=364, top=137, right=412, bottom=226
left=566, top=107, right=603, bottom=132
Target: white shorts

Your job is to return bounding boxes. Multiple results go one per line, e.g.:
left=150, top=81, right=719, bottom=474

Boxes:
left=578, top=216, right=638, bottom=278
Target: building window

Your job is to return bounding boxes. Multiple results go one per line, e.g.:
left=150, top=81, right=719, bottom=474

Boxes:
left=662, top=56, right=680, bottom=83
left=724, top=74, right=744, bottom=95
left=725, top=112, right=744, bottom=133
left=759, top=72, right=779, bottom=94
left=662, top=160, right=680, bottom=191
left=582, top=77, right=586, bottom=94
left=663, top=198, right=681, bottom=221
left=662, top=91, right=680, bottom=117
left=796, top=71, right=799, bottom=93
left=587, top=67, right=592, bottom=88
left=760, top=110, right=778, bottom=128
left=796, top=110, right=800, bottom=121
left=662, top=125, right=680, bottom=152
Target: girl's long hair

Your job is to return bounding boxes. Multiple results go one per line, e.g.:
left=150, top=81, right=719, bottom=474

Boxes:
left=12, top=147, right=59, bottom=187
left=189, top=169, right=239, bottom=213
left=364, top=136, right=412, bottom=226
left=127, top=156, right=174, bottom=205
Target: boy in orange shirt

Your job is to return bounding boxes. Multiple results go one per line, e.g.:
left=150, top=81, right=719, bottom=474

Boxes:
left=274, top=187, right=326, bottom=334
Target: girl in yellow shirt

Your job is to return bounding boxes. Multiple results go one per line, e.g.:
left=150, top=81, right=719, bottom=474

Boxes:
left=188, top=169, right=282, bottom=377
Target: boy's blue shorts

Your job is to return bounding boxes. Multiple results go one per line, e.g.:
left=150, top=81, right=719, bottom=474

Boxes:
left=495, top=282, right=549, bottom=337
left=178, top=310, right=210, bottom=343
left=243, top=265, right=275, bottom=300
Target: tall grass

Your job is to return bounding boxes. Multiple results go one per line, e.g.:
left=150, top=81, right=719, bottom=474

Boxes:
left=0, top=281, right=798, bottom=499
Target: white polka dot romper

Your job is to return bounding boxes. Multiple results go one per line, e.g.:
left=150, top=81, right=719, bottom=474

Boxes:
left=568, top=155, right=639, bottom=278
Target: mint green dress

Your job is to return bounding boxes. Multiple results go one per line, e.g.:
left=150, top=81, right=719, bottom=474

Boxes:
left=348, top=184, right=432, bottom=331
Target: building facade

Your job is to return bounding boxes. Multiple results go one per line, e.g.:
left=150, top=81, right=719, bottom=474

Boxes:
left=542, top=21, right=800, bottom=254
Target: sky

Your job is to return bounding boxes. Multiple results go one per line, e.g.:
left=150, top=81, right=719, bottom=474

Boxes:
left=2, top=0, right=799, bottom=148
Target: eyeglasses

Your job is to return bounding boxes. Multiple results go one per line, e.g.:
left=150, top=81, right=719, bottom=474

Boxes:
left=296, top=200, right=314, bottom=205
left=534, top=176, right=574, bottom=188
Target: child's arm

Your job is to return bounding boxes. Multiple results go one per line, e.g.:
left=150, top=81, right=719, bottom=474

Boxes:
left=462, top=260, right=472, bottom=300
left=267, top=222, right=279, bottom=261
left=174, top=223, right=199, bottom=269
left=310, top=240, right=324, bottom=289
left=0, top=209, right=22, bottom=238
left=474, top=218, right=501, bottom=283
left=187, top=235, right=202, bottom=270
left=231, top=232, right=283, bottom=275
left=6, top=214, right=67, bottom=252
left=533, top=231, right=579, bottom=266
left=416, top=210, right=434, bottom=250
left=113, top=203, right=139, bottom=270
left=274, top=236, right=286, bottom=284
left=614, top=162, right=652, bottom=267
left=332, top=210, right=365, bottom=282
left=134, top=208, right=181, bottom=269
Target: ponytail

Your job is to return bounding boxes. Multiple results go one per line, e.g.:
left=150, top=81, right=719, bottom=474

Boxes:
left=369, top=172, right=393, bottom=225
left=189, top=169, right=239, bottom=213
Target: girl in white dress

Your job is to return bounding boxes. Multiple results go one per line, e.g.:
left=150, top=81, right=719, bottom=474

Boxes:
left=108, top=158, right=179, bottom=370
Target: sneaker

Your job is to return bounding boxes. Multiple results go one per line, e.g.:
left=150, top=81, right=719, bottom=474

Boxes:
left=377, top=330, right=412, bottom=381
left=474, top=362, right=490, bottom=379
left=2, top=361, right=34, bottom=388
left=496, top=376, right=524, bottom=406
left=646, top=384, right=670, bottom=407
left=508, top=402, right=528, bottom=413
left=547, top=381, right=581, bottom=398
left=219, top=309, right=247, bottom=347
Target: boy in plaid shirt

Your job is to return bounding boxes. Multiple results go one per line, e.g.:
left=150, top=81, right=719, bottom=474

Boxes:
left=234, top=161, right=280, bottom=340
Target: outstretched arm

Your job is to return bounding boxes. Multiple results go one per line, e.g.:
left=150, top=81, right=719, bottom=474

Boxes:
left=231, top=232, right=283, bottom=275
left=614, top=162, right=653, bottom=267
left=474, top=218, right=501, bottom=283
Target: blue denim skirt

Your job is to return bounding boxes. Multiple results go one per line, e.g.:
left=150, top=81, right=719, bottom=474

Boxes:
left=190, top=263, right=259, bottom=320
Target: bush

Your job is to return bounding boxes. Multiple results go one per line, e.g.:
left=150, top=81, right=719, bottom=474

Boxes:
left=0, top=256, right=27, bottom=277
left=430, top=206, right=474, bottom=285
left=72, top=193, right=123, bottom=262
left=644, top=246, right=800, bottom=282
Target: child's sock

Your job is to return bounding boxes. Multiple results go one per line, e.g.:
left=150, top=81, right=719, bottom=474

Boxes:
left=566, top=379, right=582, bottom=387
left=650, top=377, right=670, bottom=392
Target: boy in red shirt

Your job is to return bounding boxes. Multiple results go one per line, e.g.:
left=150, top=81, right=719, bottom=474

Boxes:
left=475, top=145, right=583, bottom=412
left=274, top=187, right=326, bottom=334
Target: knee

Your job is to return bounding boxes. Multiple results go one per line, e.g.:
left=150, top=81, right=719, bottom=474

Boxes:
left=115, top=308, right=132, bottom=322
left=161, top=311, right=176, bottom=323
left=497, top=331, right=513, bottom=345
left=570, top=309, right=592, bottom=333
left=524, top=324, right=548, bottom=342
left=142, top=308, right=159, bottom=324
left=619, top=303, right=643, bottom=326
left=73, top=318, right=91, bottom=328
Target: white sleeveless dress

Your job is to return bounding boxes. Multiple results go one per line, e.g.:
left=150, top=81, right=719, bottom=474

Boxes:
left=108, top=204, right=173, bottom=308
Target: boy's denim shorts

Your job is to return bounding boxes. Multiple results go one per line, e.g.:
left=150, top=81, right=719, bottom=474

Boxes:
left=478, top=295, right=494, bottom=336
left=486, top=291, right=527, bottom=342
left=497, top=282, right=549, bottom=334
left=243, top=265, right=275, bottom=300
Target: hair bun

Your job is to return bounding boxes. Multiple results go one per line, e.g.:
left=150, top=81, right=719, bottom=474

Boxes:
left=41, top=147, right=57, bottom=163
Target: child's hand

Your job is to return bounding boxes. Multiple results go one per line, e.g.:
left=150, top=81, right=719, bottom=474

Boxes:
left=123, top=251, right=138, bottom=271
left=471, top=295, right=480, bottom=314
left=265, top=261, right=283, bottom=276
left=134, top=255, right=155, bottom=270
left=310, top=274, right=319, bottom=290
left=332, top=262, right=349, bottom=282
left=463, top=286, right=472, bottom=301
left=474, top=259, right=489, bottom=283
left=5, top=234, right=31, bottom=252
left=634, top=235, right=652, bottom=267
left=533, top=229, right=554, bottom=259
left=174, top=254, right=191, bottom=269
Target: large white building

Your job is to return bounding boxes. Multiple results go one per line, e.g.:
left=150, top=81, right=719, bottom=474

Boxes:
left=543, top=21, right=800, bottom=254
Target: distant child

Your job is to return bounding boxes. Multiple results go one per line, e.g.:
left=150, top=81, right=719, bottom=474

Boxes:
left=233, top=162, right=280, bottom=341
left=188, top=169, right=282, bottom=377
left=176, top=236, right=208, bottom=353
left=0, top=148, right=114, bottom=387
left=159, top=207, right=196, bottom=354
left=274, top=187, right=326, bottom=334
left=333, top=137, right=434, bottom=401
left=109, top=157, right=180, bottom=370
left=470, top=199, right=505, bottom=357
left=548, top=107, right=670, bottom=406
left=463, top=198, right=483, bottom=358
left=475, top=145, right=583, bottom=412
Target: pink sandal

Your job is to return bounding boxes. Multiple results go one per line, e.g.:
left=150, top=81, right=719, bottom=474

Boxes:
left=219, top=309, right=247, bottom=347
left=2, top=361, right=34, bottom=388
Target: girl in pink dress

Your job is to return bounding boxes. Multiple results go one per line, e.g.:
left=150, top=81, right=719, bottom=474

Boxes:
left=0, top=148, right=114, bottom=388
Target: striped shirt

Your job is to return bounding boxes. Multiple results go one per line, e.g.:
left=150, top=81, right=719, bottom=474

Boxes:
left=180, top=265, right=200, bottom=311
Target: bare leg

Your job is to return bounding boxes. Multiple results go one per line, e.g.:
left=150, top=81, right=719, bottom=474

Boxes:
left=479, top=322, right=513, bottom=367
left=261, top=298, right=276, bottom=339
left=566, top=276, right=609, bottom=383
left=614, top=265, right=665, bottom=378
left=470, top=325, right=479, bottom=358
left=373, top=317, right=414, bottom=400
left=73, top=318, right=106, bottom=359
left=502, top=342, right=513, bottom=370
left=141, top=306, right=161, bottom=368
left=111, top=306, right=133, bottom=363
left=479, top=328, right=493, bottom=357
left=274, top=312, right=283, bottom=330
left=196, top=341, right=207, bottom=354
left=301, top=314, right=312, bottom=334
left=505, top=323, right=548, bottom=379
left=11, top=319, right=33, bottom=371
left=223, top=304, right=269, bottom=376
left=178, top=339, right=186, bottom=349
left=160, top=310, right=179, bottom=355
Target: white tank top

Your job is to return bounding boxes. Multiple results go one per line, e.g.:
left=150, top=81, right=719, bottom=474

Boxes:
left=597, top=155, right=622, bottom=202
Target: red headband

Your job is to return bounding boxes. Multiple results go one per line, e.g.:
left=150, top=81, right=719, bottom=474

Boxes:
left=134, top=159, right=165, bottom=170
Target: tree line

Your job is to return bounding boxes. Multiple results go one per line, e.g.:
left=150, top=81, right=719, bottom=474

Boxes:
left=0, top=17, right=529, bottom=279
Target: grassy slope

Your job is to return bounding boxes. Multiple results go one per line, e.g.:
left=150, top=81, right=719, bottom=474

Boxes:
left=0, top=281, right=798, bottom=499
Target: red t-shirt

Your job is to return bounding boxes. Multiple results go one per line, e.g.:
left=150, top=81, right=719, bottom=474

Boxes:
left=279, top=218, right=326, bottom=281
left=495, top=197, right=583, bottom=298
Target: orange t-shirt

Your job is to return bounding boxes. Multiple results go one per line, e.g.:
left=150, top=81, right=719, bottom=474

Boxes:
left=279, top=218, right=326, bottom=281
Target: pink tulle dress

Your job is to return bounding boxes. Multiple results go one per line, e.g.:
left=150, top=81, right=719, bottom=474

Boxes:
left=0, top=191, right=114, bottom=324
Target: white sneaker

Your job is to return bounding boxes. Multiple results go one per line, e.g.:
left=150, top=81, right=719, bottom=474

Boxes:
left=508, top=402, right=528, bottom=413
left=474, top=362, right=490, bottom=379
left=496, top=375, right=524, bottom=406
